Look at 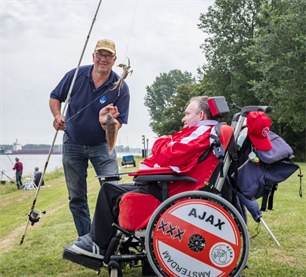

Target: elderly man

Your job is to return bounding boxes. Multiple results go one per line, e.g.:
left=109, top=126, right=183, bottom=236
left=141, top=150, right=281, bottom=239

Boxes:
left=50, top=39, right=130, bottom=237
left=71, top=96, right=219, bottom=259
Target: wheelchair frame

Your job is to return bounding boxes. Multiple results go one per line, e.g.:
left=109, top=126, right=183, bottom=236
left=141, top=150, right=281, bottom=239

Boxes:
left=62, top=99, right=272, bottom=277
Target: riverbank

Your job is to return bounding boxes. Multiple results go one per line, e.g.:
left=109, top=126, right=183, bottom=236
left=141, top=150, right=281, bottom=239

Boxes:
left=0, top=152, right=142, bottom=180
left=0, top=155, right=142, bottom=194
left=0, top=161, right=305, bottom=276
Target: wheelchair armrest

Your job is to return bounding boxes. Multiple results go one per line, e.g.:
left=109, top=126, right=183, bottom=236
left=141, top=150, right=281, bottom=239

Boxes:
left=101, top=175, right=122, bottom=182
left=133, top=174, right=197, bottom=183
left=96, top=172, right=137, bottom=182
left=133, top=174, right=197, bottom=202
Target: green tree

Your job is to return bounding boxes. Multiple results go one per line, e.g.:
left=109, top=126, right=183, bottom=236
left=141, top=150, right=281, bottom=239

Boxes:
left=0, top=145, right=12, bottom=151
left=153, top=84, right=195, bottom=136
left=246, top=0, right=306, bottom=133
left=197, top=0, right=266, bottom=106
left=197, top=0, right=305, bottom=160
left=144, top=69, right=194, bottom=135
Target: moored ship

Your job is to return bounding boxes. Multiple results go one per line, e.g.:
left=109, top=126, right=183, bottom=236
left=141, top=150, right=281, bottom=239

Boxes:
left=1, top=140, right=62, bottom=155
left=11, top=149, right=62, bottom=155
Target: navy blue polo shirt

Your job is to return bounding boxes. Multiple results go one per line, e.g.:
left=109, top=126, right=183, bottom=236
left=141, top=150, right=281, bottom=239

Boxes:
left=50, top=65, right=130, bottom=145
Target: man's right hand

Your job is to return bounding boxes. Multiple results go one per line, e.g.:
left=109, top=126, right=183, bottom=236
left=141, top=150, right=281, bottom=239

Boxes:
left=50, top=99, right=66, bottom=131
left=53, top=115, right=66, bottom=130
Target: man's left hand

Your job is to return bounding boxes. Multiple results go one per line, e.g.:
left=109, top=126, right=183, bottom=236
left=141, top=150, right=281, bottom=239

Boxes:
left=99, top=104, right=120, bottom=125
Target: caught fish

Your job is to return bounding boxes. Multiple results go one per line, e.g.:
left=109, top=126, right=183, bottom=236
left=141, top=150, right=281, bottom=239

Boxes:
left=106, top=114, right=118, bottom=155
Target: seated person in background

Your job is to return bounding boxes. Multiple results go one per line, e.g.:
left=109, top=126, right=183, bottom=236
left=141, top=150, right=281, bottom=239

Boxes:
left=34, top=168, right=44, bottom=187
left=72, top=96, right=219, bottom=259
left=34, top=167, right=39, bottom=178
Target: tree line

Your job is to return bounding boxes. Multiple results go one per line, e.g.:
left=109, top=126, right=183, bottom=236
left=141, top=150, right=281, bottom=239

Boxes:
left=144, top=0, right=305, bottom=161
left=0, top=144, right=140, bottom=153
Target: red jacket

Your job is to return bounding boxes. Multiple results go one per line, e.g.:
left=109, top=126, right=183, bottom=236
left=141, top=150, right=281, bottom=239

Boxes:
left=140, top=120, right=218, bottom=173
left=13, top=161, right=23, bottom=172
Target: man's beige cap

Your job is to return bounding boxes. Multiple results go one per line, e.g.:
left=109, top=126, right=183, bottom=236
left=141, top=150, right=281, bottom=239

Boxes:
left=94, top=39, right=116, bottom=54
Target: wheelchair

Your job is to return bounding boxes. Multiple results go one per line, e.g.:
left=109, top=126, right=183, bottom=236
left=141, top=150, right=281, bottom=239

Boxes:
left=63, top=96, right=272, bottom=277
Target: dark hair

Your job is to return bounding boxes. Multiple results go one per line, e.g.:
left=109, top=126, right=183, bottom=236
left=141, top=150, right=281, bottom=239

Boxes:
left=190, top=96, right=213, bottom=120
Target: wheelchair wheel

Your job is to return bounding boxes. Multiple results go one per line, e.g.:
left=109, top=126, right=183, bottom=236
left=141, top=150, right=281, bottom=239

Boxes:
left=145, top=191, right=249, bottom=277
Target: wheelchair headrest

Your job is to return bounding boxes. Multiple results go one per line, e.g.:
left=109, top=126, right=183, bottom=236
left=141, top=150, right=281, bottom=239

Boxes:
left=208, top=96, right=230, bottom=118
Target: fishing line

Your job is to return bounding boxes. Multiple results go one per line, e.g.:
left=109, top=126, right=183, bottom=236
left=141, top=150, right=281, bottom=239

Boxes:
left=66, top=1, right=138, bottom=123
left=7, top=154, right=15, bottom=166
left=65, top=86, right=113, bottom=123
left=67, top=1, right=138, bottom=123
left=20, top=0, right=103, bottom=245
left=124, top=0, right=138, bottom=60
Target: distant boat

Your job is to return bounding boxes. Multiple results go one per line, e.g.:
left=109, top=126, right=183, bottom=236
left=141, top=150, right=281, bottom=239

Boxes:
left=1, top=139, right=62, bottom=155
left=11, top=149, right=62, bottom=155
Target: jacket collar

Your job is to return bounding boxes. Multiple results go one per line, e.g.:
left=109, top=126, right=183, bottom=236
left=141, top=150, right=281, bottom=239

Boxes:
left=189, top=120, right=218, bottom=128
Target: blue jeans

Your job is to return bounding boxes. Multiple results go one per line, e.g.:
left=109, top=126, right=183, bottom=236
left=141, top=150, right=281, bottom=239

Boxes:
left=16, top=171, right=22, bottom=189
left=62, top=133, right=118, bottom=237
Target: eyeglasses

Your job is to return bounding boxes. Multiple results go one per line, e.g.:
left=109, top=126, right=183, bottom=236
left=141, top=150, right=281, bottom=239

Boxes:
left=94, top=52, right=115, bottom=60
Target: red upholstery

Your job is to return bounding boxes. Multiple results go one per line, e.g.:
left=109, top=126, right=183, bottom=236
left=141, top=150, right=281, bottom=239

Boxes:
left=119, top=193, right=161, bottom=230
left=119, top=125, right=234, bottom=231
left=128, top=167, right=174, bottom=176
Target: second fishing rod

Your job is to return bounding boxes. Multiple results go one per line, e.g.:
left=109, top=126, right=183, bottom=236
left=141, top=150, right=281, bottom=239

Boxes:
left=20, top=0, right=103, bottom=245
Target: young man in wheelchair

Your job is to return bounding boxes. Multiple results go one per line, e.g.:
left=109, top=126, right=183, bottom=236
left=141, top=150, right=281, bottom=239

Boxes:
left=71, top=96, right=221, bottom=260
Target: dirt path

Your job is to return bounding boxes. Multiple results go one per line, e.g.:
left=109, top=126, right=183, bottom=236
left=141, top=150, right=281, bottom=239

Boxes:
left=0, top=201, right=68, bottom=255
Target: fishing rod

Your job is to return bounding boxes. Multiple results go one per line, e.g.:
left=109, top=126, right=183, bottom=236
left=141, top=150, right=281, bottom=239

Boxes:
left=66, top=86, right=113, bottom=123
left=1, top=149, right=16, bottom=184
left=20, top=0, right=103, bottom=245
left=0, top=170, right=15, bottom=184
left=66, top=0, right=138, bottom=122
left=0, top=148, right=15, bottom=166
left=6, top=154, right=15, bottom=167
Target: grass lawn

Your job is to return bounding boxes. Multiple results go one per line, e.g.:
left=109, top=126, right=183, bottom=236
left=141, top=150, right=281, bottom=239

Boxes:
left=0, top=157, right=305, bottom=277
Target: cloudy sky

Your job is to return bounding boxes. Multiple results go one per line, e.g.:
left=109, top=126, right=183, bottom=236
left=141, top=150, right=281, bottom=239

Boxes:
left=1, top=0, right=214, bottom=149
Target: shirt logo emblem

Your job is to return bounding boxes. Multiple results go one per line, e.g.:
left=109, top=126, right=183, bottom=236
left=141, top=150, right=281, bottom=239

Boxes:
left=100, top=96, right=106, bottom=104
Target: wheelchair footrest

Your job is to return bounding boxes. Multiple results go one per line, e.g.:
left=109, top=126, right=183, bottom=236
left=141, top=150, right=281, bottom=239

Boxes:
left=62, top=244, right=103, bottom=272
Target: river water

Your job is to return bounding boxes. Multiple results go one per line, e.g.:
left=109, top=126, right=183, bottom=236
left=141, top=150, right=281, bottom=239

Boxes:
left=0, top=152, right=140, bottom=180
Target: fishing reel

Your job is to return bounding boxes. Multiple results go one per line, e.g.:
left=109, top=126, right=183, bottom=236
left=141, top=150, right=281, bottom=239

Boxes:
left=28, top=210, right=46, bottom=226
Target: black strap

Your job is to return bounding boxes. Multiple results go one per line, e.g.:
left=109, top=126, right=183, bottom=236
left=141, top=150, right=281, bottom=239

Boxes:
left=260, top=191, right=268, bottom=211
left=200, top=162, right=223, bottom=194
left=211, top=135, right=225, bottom=177
left=209, top=123, right=226, bottom=177
left=227, top=134, right=239, bottom=206
left=197, top=122, right=226, bottom=164
left=298, top=167, right=303, bottom=198
left=197, top=147, right=213, bottom=163
left=201, top=134, right=237, bottom=194
left=200, top=123, right=239, bottom=194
